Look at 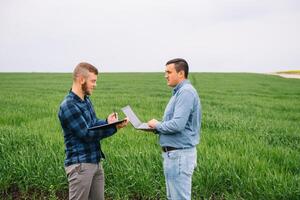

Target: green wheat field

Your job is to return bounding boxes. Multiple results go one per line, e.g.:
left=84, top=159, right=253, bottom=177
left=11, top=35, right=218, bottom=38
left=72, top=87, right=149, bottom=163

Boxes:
left=0, top=73, right=299, bottom=200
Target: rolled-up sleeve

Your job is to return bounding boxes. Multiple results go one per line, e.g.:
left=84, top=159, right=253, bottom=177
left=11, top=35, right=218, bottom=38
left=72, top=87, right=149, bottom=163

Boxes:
left=94, top=119, right=117, bottom=140
left=59, top=102, right=116, bottom=142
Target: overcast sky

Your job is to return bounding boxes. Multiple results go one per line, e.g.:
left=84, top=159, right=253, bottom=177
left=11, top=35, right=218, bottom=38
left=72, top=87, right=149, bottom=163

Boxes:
left=0, top=0, right=299, bottom=73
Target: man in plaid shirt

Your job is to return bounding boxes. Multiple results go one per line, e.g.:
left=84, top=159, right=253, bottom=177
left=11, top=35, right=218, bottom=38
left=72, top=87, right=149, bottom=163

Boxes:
left=58, top=62, right=127, bottom=200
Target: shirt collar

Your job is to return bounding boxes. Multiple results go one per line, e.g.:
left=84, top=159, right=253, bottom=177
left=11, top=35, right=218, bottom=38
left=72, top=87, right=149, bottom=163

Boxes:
left=173, top=79, right=190, bottom=95
left=69, top=89, right=87, bottom=102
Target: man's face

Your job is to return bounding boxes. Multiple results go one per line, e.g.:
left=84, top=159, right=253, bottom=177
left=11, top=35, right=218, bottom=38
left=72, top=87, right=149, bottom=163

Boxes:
left=81, top=72, right=97, bottom=96
left=165, top=64, right=180, bottom=87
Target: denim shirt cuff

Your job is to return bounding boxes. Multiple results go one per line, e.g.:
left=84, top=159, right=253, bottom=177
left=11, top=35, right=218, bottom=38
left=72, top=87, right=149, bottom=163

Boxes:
left=155, top=122, right=162, bottom=134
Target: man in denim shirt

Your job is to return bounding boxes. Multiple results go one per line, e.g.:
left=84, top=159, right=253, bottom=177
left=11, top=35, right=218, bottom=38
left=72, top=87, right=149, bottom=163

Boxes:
left=148, top=58, right=201, bottom=200
left=58, top=62, right=127, bottom=200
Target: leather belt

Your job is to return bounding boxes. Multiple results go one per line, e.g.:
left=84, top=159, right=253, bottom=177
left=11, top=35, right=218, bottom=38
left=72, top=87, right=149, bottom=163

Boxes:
left=162, top=146, right=180, bottom=152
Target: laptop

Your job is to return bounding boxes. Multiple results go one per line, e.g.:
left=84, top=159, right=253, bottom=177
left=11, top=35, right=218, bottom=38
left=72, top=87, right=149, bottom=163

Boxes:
left=121, top=105, right=154, bottom=131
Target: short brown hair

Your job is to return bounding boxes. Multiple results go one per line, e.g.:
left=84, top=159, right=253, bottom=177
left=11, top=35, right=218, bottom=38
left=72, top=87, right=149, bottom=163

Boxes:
left=166, top=58, right=189, bottom=78
left=73, top=62, right=98, bottom=81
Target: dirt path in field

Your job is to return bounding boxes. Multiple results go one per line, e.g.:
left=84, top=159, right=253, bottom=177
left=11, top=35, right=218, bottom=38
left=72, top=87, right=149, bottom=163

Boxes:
left=270, top=73, right=300, bottom=79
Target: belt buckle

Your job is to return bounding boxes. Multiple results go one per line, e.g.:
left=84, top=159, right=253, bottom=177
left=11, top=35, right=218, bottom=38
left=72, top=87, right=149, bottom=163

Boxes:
left=163, top=147, right=166, bottom=152
left=162, top=146, right=168, bottom=152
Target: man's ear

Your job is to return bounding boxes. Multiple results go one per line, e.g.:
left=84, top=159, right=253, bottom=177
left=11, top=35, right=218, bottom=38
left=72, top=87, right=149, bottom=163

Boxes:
left=78, top=75, right=86, bottom=84
left=178, top=70, right=185, bottom=79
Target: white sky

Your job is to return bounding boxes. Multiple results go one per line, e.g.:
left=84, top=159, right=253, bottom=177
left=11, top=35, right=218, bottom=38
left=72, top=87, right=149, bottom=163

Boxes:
left=0, top=0, right=299, bottom=72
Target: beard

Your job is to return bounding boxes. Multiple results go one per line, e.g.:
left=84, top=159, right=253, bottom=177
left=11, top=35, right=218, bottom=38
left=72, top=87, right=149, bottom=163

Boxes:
left=81, top=82, right=91, bottom=96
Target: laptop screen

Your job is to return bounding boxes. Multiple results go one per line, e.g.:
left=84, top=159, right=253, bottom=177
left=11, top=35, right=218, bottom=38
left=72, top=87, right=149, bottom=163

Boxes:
left=121, top=105, right=142, bottom=128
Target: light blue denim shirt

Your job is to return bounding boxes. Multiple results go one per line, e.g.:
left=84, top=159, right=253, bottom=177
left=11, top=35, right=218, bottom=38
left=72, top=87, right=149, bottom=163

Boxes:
left=156, top=79, right=201, bottom=148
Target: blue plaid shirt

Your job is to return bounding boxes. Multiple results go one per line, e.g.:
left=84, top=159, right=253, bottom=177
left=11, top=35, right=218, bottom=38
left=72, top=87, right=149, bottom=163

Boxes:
left=58, top=91, right=117, bottom=166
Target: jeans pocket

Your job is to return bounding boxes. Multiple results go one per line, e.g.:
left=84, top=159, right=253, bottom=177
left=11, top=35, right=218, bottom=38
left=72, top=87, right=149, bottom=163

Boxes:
left=163, top=152, right=180, bottom=178
left=65, top=163, right=81, bottom=179
left=167, top=151, right=179, bottom=160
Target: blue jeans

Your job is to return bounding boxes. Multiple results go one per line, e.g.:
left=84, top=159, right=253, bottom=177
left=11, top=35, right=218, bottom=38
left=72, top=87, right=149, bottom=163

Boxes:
left=162, top=147, right=197, bottom=200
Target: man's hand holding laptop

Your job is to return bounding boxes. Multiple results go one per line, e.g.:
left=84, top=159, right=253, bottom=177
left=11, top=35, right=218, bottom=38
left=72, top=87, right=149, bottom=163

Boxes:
left=147, top=119, right=159, bottom=129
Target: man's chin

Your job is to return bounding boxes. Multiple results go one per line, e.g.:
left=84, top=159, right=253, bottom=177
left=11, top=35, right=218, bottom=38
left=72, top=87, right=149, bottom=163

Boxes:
left=167, top=82, right=174, bottom=87
left=85, top=91, right=92, bottom=96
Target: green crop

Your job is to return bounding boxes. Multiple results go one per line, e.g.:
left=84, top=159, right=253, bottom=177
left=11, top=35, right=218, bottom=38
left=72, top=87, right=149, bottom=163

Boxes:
left=0, top=73, right=299, bottom=199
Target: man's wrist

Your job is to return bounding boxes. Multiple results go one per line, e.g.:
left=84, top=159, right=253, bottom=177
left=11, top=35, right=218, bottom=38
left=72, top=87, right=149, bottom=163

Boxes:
left=155, top=122, right=161, bottom=131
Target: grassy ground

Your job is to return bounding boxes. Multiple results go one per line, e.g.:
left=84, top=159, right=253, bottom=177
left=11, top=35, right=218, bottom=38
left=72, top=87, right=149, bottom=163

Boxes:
left=0, top=72, right=299, bottom=199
